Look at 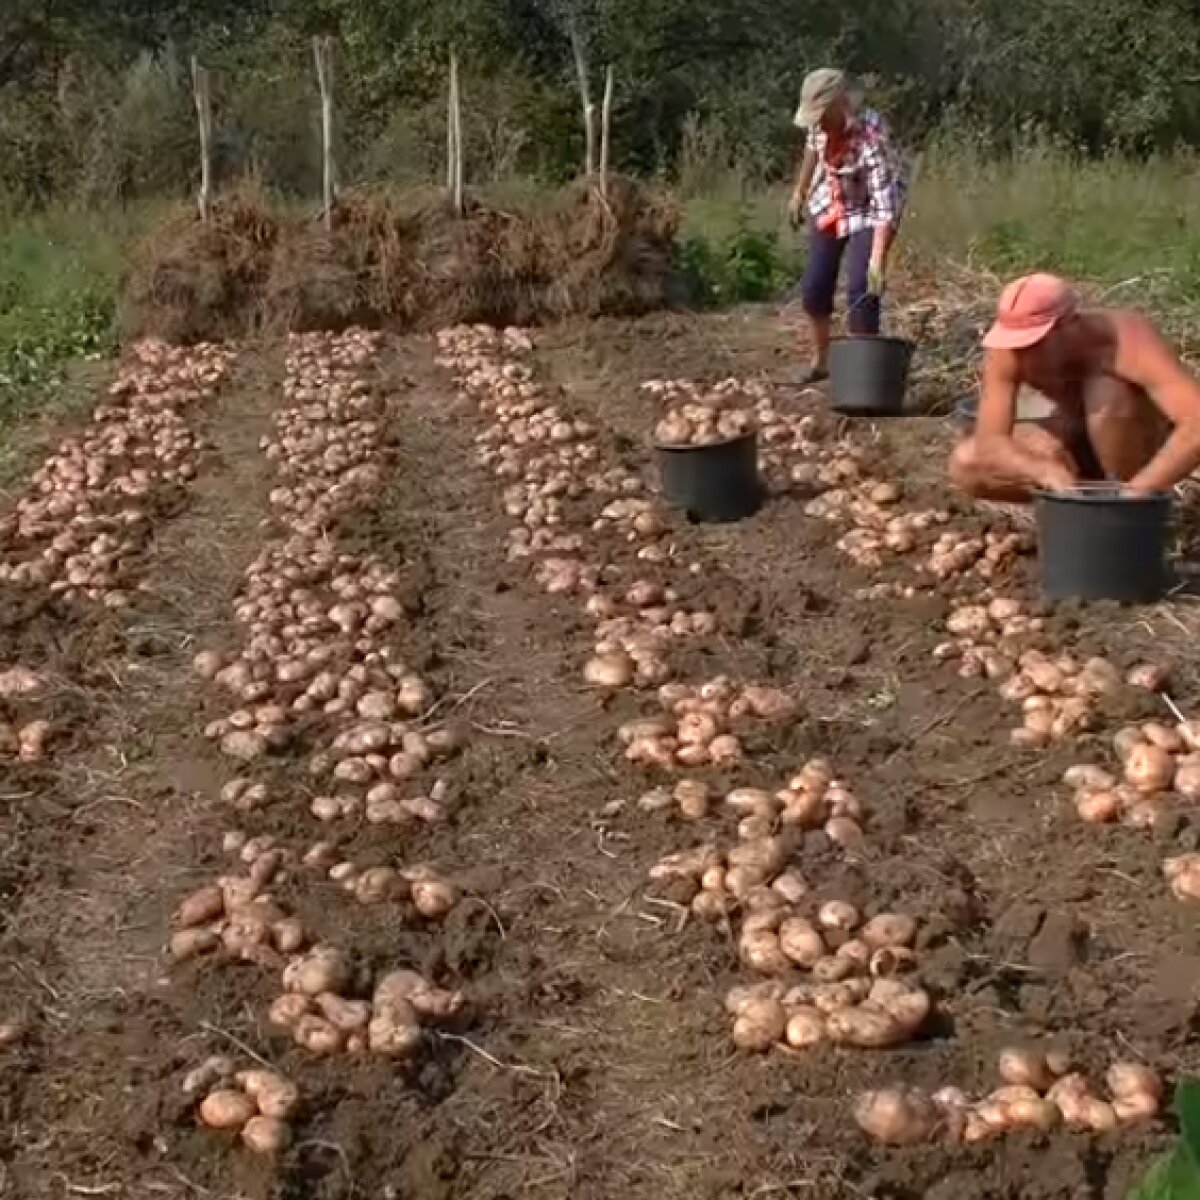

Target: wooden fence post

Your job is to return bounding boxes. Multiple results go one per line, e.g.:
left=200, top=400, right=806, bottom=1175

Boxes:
left=569, top=19, right=595, bottom=177
left=191, top=57, right=213, bottom=221
left=599, top=64, right=614, bottom=197
left=448, top=51, right=465, bottom=216
left=313, top=36, right=336, bottom=231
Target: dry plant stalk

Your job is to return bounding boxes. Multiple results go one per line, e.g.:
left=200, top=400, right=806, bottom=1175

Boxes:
left=313, top=36, right=336, bottom=232
left=191, top=58, right=214, bottom=222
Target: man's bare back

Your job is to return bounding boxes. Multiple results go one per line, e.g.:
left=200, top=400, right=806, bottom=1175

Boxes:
left=950, top=274, right=1200, bottom=502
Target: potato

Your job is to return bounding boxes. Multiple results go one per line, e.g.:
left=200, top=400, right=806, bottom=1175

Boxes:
left=367, top=999, right=424, bottom=1056
left=854, top=1088, right=938, bottom=1145
left=293, top=1014, right=347, bottom=1055
left=199, top=1089, right=256, bottom=1131
left=771, top=871, right=809, bottom=905
left=731, top=997, right=787, bottom=1052
left=1062, top=764, right=1116, bottom=791
left=1076, top=789, right=1122, bottom=823
left=170, top=928, right=221, bottom=960
left=997, top=1047, right=1054, bottom=1092
left=817, top=901, right=860, bottom=932
left=268, top=994, right=313, bottom=1029
left=724, top=981, right=786, bottom=1017
left=740, top=929, right=793, bottom=976
left=826, top=1004, right=908, bottom=1048
left=812, top=955, right=856, bottom=983
left=374, top=970, right=464, bottom=1023
left=283, top=946, right=352, bottom=996
left=1106, top=1062, right=1163, bottom=1103
left=237, top=1070, right=299, bottom=1119
left=316, top=993, right=371, bottom=1032
left=242, top=1115, right=291, bottom=1154
left=175, top=885, right=226, bottom=929
left=1124, top=743, right=1175, bottom=793
left=182, top=1055, right=236, bottom=1097
left=860, top=913, right=916, bottom=950
left=778, top=918, right=826, bottom=968
left=412, top=877, right=458, bottom=919
left=784, top=1006, right=826, bottom=1049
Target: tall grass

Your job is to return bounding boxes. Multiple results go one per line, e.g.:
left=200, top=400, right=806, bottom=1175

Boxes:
left=0, top=205, right=150, bottom=411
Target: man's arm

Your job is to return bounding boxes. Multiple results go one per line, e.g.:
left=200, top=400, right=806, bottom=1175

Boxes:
left=973, top=350, right=1077, bottom=491
left=1117, top=314, right=1200, bottom=492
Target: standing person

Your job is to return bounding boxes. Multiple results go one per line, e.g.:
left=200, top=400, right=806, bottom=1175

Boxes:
left=787, top=69, right=906, bottom=384
left=950, top=272, right=1200, bottom=499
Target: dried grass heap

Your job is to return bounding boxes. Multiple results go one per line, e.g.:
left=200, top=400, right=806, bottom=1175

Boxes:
left=121, top=177, right=681, bottom=343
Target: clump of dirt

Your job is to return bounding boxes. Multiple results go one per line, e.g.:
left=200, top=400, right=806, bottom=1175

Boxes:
left=120, top=182, right=281, bottom=344
left=121, top=178, right=683, bottom=343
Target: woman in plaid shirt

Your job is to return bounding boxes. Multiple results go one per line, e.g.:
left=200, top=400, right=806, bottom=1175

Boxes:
left=787, top=69, right=906, bottom=384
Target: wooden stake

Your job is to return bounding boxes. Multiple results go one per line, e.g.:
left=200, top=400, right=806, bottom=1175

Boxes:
left=447, top=52, right=457, bottom=203
left=191, top=57, right=213, bottom=222
left=599, top=64, right=614, bottom=197
left=568, top=17, right=595, bottom=177
left=313, top=36, right=336, bottom=231
left=449, top=51, right=465, bottom=216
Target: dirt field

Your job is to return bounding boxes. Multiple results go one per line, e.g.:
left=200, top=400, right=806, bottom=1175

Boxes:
left=0, top=306, right=1196, bottom=1200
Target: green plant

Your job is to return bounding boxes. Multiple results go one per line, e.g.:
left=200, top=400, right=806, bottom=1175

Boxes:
left=681, top=218, right=796, bottom=307
left=1127, top=1080, right=1200, bottom=1200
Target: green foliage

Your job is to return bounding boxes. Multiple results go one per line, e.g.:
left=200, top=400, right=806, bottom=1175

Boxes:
left=682, top=221, right=795, bottom=306
left=1126, top=1080, right=1200, bottom=1200
left=0, top=209, right=128, bottom=412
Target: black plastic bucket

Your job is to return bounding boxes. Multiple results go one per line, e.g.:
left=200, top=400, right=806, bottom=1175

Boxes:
left=655, top=431, right=763, bottom=523
left=1034, top=484, right=1173, bottom=603
left=828, top=335, right=915, bottom=417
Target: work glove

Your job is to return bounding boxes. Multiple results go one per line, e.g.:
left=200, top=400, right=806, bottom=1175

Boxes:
left=866, top=259, right=886, bottom=297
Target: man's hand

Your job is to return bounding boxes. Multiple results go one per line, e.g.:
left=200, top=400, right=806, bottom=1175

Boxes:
left=866, top=258, right=885, bottom=297
left=1037, top=459, right=1079, bottom=493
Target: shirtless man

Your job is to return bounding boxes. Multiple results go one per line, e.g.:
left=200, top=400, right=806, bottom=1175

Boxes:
left=950, top=273, right=1200, bottom=499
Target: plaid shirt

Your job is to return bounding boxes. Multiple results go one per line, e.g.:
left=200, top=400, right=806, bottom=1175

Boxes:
left=806, top=107, right=905, bottom=237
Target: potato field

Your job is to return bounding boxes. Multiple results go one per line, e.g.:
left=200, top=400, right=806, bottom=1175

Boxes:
left=0, top=303, right=1196, bottom=1200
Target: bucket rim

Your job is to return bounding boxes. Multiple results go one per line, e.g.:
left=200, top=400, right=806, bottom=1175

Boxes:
left=652, top=429, right=758, bottom=453
left=1034, top=483, right=1173, bottom=506
left=829, top=334, right=916, bottom=350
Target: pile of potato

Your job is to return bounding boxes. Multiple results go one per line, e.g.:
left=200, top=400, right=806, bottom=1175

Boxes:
left=170, top=856, right=306, bottom=966
left=856, top=1050, right=1163, bottom=1145
left=653, top=400, right=755, bottom=448
left=268, top=955, right=463, bottom=1059
left=0, top=339, right=232, bottom=605
left=616, top=677, right=797, bottom=770
left=924, top=528, right=1032, bottom=583
left=188, top=1058, right=299, bottom=1155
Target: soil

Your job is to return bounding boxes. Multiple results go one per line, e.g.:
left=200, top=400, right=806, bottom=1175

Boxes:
left=0, top=304, right=1197, bottom=1200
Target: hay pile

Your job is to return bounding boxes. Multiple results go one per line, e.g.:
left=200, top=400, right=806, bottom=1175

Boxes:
left=121, top=177, right=682, bottom=343
left=121, top=184, right=281, bottom=344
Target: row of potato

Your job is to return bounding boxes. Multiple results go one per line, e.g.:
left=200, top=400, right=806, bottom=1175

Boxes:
left=176, top=331, right=472, bottom=1154
left=638, top=369, right=1171, bottom=1144
left=0, top=339, right=236, bottom=763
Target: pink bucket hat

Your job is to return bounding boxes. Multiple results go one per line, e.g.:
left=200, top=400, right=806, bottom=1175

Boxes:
left=982, top=273, right=1079, bottom=350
